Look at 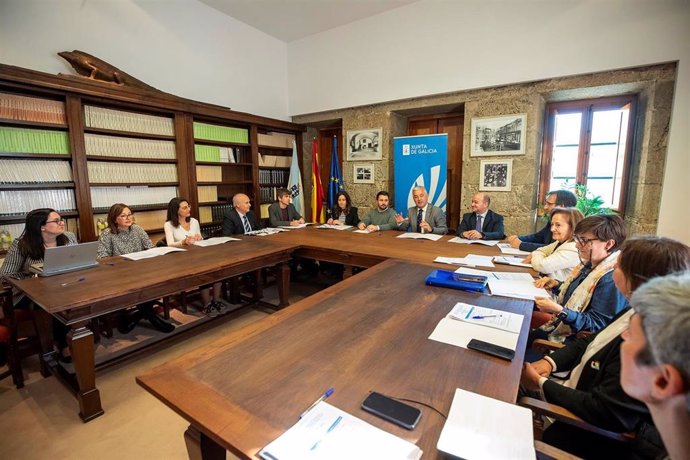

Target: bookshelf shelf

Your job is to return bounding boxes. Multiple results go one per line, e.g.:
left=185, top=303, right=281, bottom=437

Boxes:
left=0, top=182, right=75, bottom=190
left=0, top=118, right=68, bottom=129
left=0, top=152, right=71, bottom=160
left=89, top=182, right=179, bottom=188
left=85, top=155, right=178, bottom=164
left=83, top=127, right=175, bottom=141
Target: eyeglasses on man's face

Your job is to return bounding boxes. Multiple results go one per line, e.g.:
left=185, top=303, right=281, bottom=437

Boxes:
left=45, top=218, right=66, bottom=224
left=574, top=234, right=599, bottom=245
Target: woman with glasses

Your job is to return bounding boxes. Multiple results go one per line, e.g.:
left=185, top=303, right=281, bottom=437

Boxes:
left=529, top=215, right=628, bottom=347
left=97, top=203, right=174, bottom=333
left=0, top=208, right=77, bottom=361
left=164, top=197, right=228, bottom=316
left=523, top=207, right=583, bottom=281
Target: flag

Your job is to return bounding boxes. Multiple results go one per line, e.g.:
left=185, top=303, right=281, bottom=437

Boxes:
left=287, top=140, right=304, bottom=216
left=328, top=136, right=344, bottom=211
left=311, top=138, right=325, bottom=223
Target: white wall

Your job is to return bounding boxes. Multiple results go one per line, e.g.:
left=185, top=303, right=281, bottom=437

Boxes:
left=288, top=0, right=690, bottom=242
left=0, top=0, right=289, bottom=120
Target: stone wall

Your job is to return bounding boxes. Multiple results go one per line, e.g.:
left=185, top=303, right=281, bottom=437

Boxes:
left=294, top=63, right=676, bottom=236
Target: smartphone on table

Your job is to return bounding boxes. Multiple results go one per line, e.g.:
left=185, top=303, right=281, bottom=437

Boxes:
left=361, top=391, right=421, bottom=430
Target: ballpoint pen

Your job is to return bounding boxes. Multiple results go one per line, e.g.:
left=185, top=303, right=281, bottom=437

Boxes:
left=472, top=314, right=500, bottom=319
left=61, top=277, right=86, bottom=287
left=299, top=387, right=334, bottom=419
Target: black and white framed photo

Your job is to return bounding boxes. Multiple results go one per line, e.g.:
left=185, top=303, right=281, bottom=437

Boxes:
left=353, top=163, right=375, bottom=184
left=470, top=114, right=526, bottom=156
left=479, top=159, right=512, bottom=191
left=346, top=128, right=382, bottom=161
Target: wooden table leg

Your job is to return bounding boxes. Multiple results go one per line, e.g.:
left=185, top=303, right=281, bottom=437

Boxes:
left=184, top=425, right=225, bottom=460
left=32, top=307, right=55, bottom=377
left=68, top=324, right=104, bottom=422
left=277, top=261, right=290, bottom=308
left=343, top=265, right=354, bottom=279
left=252, top=269, right=263, bottom=301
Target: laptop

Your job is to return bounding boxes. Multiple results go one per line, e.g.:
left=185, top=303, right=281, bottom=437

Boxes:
left=29, top=241, right=100, bottom=277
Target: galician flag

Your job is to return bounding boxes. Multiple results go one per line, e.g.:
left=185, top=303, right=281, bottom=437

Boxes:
left=287, top=140, right=304, bottom=216
left=311, top=138, right=325, bottom=223
left=328, top=135, right=344, bottom=211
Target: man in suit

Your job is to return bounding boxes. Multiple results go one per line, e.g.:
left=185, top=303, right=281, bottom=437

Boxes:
left=506, top=189, right=577, bottom=251
left=268, top=188, right=304, bottom=227
left=394, top=186, right=447, bottom=234
left=222, top=193, right=260, bottom=235
left=456, top=192, right=505, bottom=240
left=621, top=272, right=690, bottom=460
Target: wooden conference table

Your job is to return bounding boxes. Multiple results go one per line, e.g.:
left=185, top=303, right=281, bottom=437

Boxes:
left=6, top=237, right=295, bottom=422
left=136, top=228, right=536, bottom=459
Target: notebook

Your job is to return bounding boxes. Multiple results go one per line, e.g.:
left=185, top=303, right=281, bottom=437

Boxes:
left=29, top=241, right=99, bottom=276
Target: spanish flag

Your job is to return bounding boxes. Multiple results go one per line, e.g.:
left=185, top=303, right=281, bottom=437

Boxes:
left=311, top=138, right=325, bottom=223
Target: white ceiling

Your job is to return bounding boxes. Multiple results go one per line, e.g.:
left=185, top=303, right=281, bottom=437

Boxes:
left=199, top=0, right=420, bottom=42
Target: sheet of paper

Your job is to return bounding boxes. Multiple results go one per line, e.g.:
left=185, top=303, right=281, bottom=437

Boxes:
left=353, top=229, right=372, bottom=234
left=259, top=401, right=422, bottom=460
left=434, top=257, right=468, bottom=265
left=279, top=223, right=312, bottom=229
left=193, top=236, right=240, bottom=247
left=316, top=224, right=353, bottom=230
left=121, top=247, right=186, bottom=260
left=494, top=256, right=532, bottom=268
left=396, top=233, right=443, bottom=241
left=497, top=243, right=530, bottom=256
left=434, top=255, right=494, bottom=267
left=448, top=302, right=524, bottom=334
left=454, top=267, right=534, bottom=282
left=488, top=279, right=550, bottom=300
left=448, top=237, right=500, bottom=246
left=437, top=389, right=536, bottom=460
left=246, top=228, right=288, bottom=236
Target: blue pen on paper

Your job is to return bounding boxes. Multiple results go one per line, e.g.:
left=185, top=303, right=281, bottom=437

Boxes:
left=299, top=387, right=334, bottom=419
left=61, top=277, right=85, bottom=287
left=310, top=415, right=342, bottom=451
left=492, top=273, right=499, bottom=279
left=472, top=314, right=500, bottom=319
left=464, top=306, right=474, bottom=319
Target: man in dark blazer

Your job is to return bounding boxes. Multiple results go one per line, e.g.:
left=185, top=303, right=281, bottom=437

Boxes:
left=395, top=186, right=447, bottom=234
left=222, top=193, right=260, bottom=235
left=268, top=188, right=304, bottom=227
left=456, top=192, right=505, bottom=240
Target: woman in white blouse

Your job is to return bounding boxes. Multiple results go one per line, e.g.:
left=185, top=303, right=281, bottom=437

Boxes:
left=524, top=207, right=583, bottom=281
left=164, top=198, right=228, bottom=317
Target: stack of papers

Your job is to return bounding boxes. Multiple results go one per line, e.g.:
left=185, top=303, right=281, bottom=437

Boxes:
left=397, top=233, right=443, bottom=241
left=448, top=237, right=500, bottom=246
left=487, top=279, right=550, bottom=300
left=429, top=302, right=523, bottom=350
left=259, top=401, right=422, bottom=460
left=494, top=256, right=531, bottom=268
left=193, top=236, right=240, bottom=247
left=353, top=229, right=372, bottom=234
left=437, top=389, right=535, bottom=460
left=279, top=223, right=312, bottom=230
left=246, top=228, right=288, bottom=236
left=434, top=254, right=495, bottom=267
left=121, top=247, right=185, bottom=260
left=316, top=224, right=352, bottom=230
left=497, top=243, right=530, bottom=256
left=453, top=267, right=534, bottom=282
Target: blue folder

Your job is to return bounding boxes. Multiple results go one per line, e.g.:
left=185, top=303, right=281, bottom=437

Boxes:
left=425, top=269, right=488, bottom=292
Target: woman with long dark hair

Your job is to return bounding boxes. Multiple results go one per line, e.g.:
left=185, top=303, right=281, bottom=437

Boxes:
left=326, top=191, right=359, bottom=226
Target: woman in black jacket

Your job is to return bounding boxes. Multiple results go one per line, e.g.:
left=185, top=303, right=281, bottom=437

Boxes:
left=326, top=191, right=359, bottom=226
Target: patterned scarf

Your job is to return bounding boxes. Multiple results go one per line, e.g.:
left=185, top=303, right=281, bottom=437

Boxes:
left=540, top=250, right=620, bottom=342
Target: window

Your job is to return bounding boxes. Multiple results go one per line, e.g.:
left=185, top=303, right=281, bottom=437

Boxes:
left=539, top=96, right=636, bottom=213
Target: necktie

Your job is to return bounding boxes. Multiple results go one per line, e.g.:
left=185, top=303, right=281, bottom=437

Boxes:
left=475, top=214, right=483, bottom=232
left=416, top=208, right=423, bottom=232
left=242, top=215, right=251, bottom=233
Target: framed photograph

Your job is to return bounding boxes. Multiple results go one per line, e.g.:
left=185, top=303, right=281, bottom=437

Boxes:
left=353, top=163, right=375, bottom=184
left=479, top=159, right=512, bottom=191
left=470, top=114, right=526, bottom=156
left=346, top=128, right=382, bottom=161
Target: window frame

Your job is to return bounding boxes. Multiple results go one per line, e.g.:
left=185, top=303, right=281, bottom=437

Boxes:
left=539, top=95, right=637, bottom=215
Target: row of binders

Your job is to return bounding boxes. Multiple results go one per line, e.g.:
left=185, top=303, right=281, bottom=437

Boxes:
left=85, top=133, right=176, bottom=159
left=0, top=92, right=67, bottom=125
left=84, top=105, right=174, bottom=136
left=258, top=153, right=291, bottom=167
left=259, top=186, right=281, bottom=203
left=197, top=186, right=219, bottom=203
left=0, top=159, right=73, bottom=183
left=90, top=186, right=178, bottom=210
left=87, top=161, right=178, bottom=184
left=194, top=144, right=236, bottom=163
left=257, top=131, right=295, bottom=148
left=0, top=189, right=76, bottom=215
left=193, top=122, right=248, bottom=144
left=0, top=126, right=70, bottom=154
left=259, top=168, right=288, bottom=185
left=196, top=165, right=223, bottom=183
left=208, top=203, right=233, bottom=222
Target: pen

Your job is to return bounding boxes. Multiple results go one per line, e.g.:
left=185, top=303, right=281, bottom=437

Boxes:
left=61, top=277, right=85, bottom=287
left=311, top=415, right=342, bottom=451
left=299, top=387, right=334, bottom=418
left=472, top=315, right=500, bottom=319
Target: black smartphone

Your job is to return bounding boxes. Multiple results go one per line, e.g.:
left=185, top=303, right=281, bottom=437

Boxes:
left=361, top=391, right=421, bottom=430
left=467, top=338, right=515, bottom=361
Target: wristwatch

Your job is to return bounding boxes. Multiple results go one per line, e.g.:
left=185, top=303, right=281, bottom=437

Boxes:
left=557, top=309, right=569, bottom=321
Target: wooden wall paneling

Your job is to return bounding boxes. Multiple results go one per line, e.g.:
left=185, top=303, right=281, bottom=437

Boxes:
left=174, top=112, right=192, bottom=204
left=249, top=125, right=260, bottom=205
left=317, top=127, right=342, bottom=212
left=439, top=115, right=464, bottom=231
left=65, top=94, right=95, bottom=242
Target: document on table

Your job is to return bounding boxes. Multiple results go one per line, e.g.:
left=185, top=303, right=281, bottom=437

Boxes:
left=353, top=229, right=372, bottom=234
left=437, top=388, right=536, bottom=460
left=247, top=228, right=288, bottom=236
left=488, top=279, right=550, bottom=300
left=259, top=401, right=422, bottom=460
left=454, top=267, right=534, bottom=283
left=448, top=302, right=523, bottom=333
left=429, top=302, right=522, bottom=350
left=121, top=247, right=186, bottom=260
left=316, top=224, right=353, bottom=230
left=497, top=243, right=530, bottom=256
left=279, top=223, right=312, bottom=229
left=494, top=256, right=531, bottom=268
left=448, top=237, right=500, bottom=246
left=433, top=255, right=495, bottom=267
left=397, top=232, right=443, bottom=241
left=193, top=236, right=240, bottom=247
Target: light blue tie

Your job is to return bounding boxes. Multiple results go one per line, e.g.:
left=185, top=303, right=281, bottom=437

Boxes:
left=243, top=215, right=251, bottom=233
left=475, top=214, right=482, bottom=232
